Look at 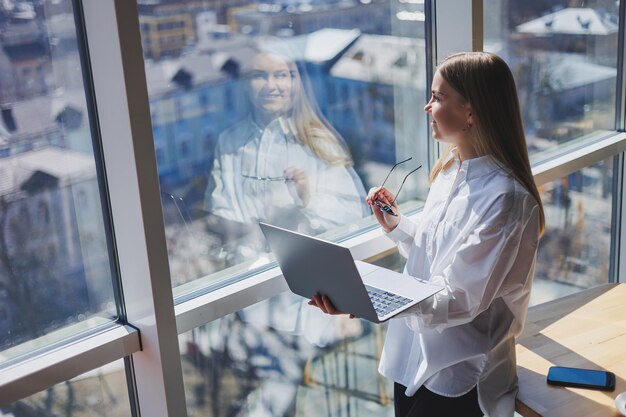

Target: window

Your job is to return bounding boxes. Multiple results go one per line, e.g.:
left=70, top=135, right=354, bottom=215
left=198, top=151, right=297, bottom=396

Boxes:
left=37, top=201, right=50, bottom=227
left=179, top=273, right=394, bottom=416
left=199, top=91, right=209, bottom=108
left=179, top=140, right=189, bottom=157
left=533, top=160, right=614, bottom=303
left=140, top=0, right=430, bottom=298
left=484, top=0, right=620, bottom=154
left=0, top=0, right=118, bottom=365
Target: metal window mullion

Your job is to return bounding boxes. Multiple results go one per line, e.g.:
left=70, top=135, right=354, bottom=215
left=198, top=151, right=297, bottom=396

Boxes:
left=0, top=325, right=140, bottom=406
left=616, top=0, right=626, bottom=132
left=532, top=132, right=626, bottom=186
left=432, top=0, right=483, bottom=164
left=82, top=1, right=187, bottom=417
left=424, top=0, right=438, bottom=170
left=610, top=153, right=624, bottom=283
left=434, top=0, right=482, bottom=63
left=613, top=0, right=626, bottom=284
left=611, top=0, right=626, bottom=282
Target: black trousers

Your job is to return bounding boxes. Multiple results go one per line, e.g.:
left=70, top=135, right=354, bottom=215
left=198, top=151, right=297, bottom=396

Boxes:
left=394, top=383, right=483, bottom=417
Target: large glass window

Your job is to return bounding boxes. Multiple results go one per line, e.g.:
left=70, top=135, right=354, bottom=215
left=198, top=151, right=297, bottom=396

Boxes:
left=0, top=0, right=118, bottom=363
left=179, top=254, right=402, bottom=417
left=139, top=0, right=430, bottom=296
left=484, top=0, right=620, bottom=154
left=533, top=160, right=614, bottom=304
left=1, top=360, right=131, bottom=416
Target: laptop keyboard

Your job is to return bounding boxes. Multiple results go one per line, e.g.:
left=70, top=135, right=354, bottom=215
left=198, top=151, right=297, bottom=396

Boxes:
left=365, top=285, right=413, bottom=317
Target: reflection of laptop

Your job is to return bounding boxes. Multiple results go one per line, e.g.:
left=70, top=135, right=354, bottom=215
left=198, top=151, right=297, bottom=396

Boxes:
left=259, top=222, right=444, bottom=323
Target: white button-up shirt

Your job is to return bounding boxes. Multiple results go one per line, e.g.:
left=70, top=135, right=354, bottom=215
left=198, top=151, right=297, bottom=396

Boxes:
left=205, top=116, right=368, bottom=346
left=379, top=153, right=540, bottom=417
left=205, top=116, right=368, bottom=234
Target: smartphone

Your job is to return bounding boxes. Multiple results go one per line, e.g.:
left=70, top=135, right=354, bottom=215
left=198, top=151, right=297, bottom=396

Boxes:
left=547, top=366, right=616, bottom=391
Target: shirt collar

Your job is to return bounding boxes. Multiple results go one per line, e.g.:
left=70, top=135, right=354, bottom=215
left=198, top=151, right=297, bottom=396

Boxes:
left=247, top=114, right=292, bottom=135
left=451, top=148, right=505, bottom=180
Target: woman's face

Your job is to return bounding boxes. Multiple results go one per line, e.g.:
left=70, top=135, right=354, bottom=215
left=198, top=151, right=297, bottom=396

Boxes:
left=248, top=53, right=293, bottom=119
left=423, top=71, right=472, bottom=145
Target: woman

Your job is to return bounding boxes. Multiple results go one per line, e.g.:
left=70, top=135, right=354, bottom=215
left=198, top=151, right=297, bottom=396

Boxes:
left=311, top=52, right=545, bottom=417
left=204, top=43, right=367, bottom=416
left=205, top=45, right=367, bottom=253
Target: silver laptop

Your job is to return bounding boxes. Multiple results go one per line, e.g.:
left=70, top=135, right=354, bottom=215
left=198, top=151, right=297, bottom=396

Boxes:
left=259, top=222, right=444, bottom=323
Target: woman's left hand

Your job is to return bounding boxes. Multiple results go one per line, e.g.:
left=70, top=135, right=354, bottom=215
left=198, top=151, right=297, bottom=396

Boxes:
left=309, top=294, right=356, bottom=319
left=284, top=166, right=311, bottom=206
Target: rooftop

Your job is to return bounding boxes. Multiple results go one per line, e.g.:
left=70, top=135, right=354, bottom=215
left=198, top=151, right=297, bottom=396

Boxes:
left=537, top=53, right=616, bottom=92
left=262, top=28, right=360, bottom=63
left=0, top=147, right=96, bottom=197
left=516, top=7, right=619, bottom=36
left=330, top=34, right=425, bottom=88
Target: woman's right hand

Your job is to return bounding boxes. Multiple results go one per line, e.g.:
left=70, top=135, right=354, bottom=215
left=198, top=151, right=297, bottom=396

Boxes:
left=366, top=187, right=401, bottom=233
left=308, top=294, right=355, bottom=319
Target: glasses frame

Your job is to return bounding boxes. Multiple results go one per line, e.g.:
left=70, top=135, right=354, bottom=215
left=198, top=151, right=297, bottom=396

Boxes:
left=241, top=173, right=292, bottom=181
left=374, top=157, right=422, bottom=216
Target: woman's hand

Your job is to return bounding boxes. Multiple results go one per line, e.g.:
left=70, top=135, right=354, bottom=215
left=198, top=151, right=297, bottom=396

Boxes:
left=284, top=166, right=311, bottom=206
left=308, top=294, right=356, bottom=319
left=366, top=187, right=401, bottom=233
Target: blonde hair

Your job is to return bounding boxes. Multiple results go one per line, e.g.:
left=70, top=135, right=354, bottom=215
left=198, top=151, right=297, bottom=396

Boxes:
left=287, top=61, right=352, bottom=166
left=430, top=52, right=545, bottom=233
left=250, top=40, right=352, bottom=166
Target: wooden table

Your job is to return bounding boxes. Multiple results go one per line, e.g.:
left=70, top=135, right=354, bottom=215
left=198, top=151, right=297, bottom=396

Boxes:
left=515, top=283, right=626, bottom=417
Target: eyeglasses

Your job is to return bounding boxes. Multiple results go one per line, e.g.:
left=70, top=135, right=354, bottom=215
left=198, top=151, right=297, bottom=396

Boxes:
left=241, top=173, right=292, bottom=181
left=374, top=157, right=422, bottom=217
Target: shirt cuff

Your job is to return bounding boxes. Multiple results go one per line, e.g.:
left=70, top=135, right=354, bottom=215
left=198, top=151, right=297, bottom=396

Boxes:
left=385, top=214, right=416, bottom=244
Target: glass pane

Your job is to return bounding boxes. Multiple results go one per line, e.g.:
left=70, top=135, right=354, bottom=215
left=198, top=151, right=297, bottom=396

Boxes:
left=138, top=0, right=430, bottom=293
left=0, top=1, right=117, bottom=362
left=484, top=1, right=620, bottom=155
left=533, top=160, right=613, bottom=304
left=180, top=292, right=395, bottom=416
left=1, top=360, right=131, bottom=416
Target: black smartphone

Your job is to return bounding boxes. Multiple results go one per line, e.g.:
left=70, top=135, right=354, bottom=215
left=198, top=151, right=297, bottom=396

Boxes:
left=547, top=366, right=616, bottom=391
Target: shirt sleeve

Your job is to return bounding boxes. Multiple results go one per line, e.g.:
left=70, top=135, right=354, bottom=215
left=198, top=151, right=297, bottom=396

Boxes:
left=204, top=135, right=239, bottom=221
left=385, top=214, right=418, bottom=258
left=400, top=204, right=539, bottom=333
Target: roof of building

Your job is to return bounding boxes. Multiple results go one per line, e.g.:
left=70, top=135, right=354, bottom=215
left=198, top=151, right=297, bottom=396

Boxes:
left=1, top=89, right=86, bottom=138
left=263, top=28, right=360, bottom=63
left=0, top=147, right=96, bottom=197
left=516, top=7, right=619, bottom=36
left=330, top=34, right=426, bottom=88
left=234, top=0, right=371, bottom=18
left=144, top=41, right=257, bottom=96
left=537, top=53, right=616, bottom=93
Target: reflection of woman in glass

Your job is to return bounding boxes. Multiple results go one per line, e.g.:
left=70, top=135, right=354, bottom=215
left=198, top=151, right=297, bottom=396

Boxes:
left=203, top=43, right=367, bottom=417
left=205, top=45, right=367, bottom=253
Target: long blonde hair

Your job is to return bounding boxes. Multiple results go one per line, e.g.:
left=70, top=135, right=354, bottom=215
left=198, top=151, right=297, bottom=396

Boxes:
left=430, top=52, right=545, bottom=233
left=251, top=40, right=352, bottom=166
left=287, top=60, right=352, bottom=166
